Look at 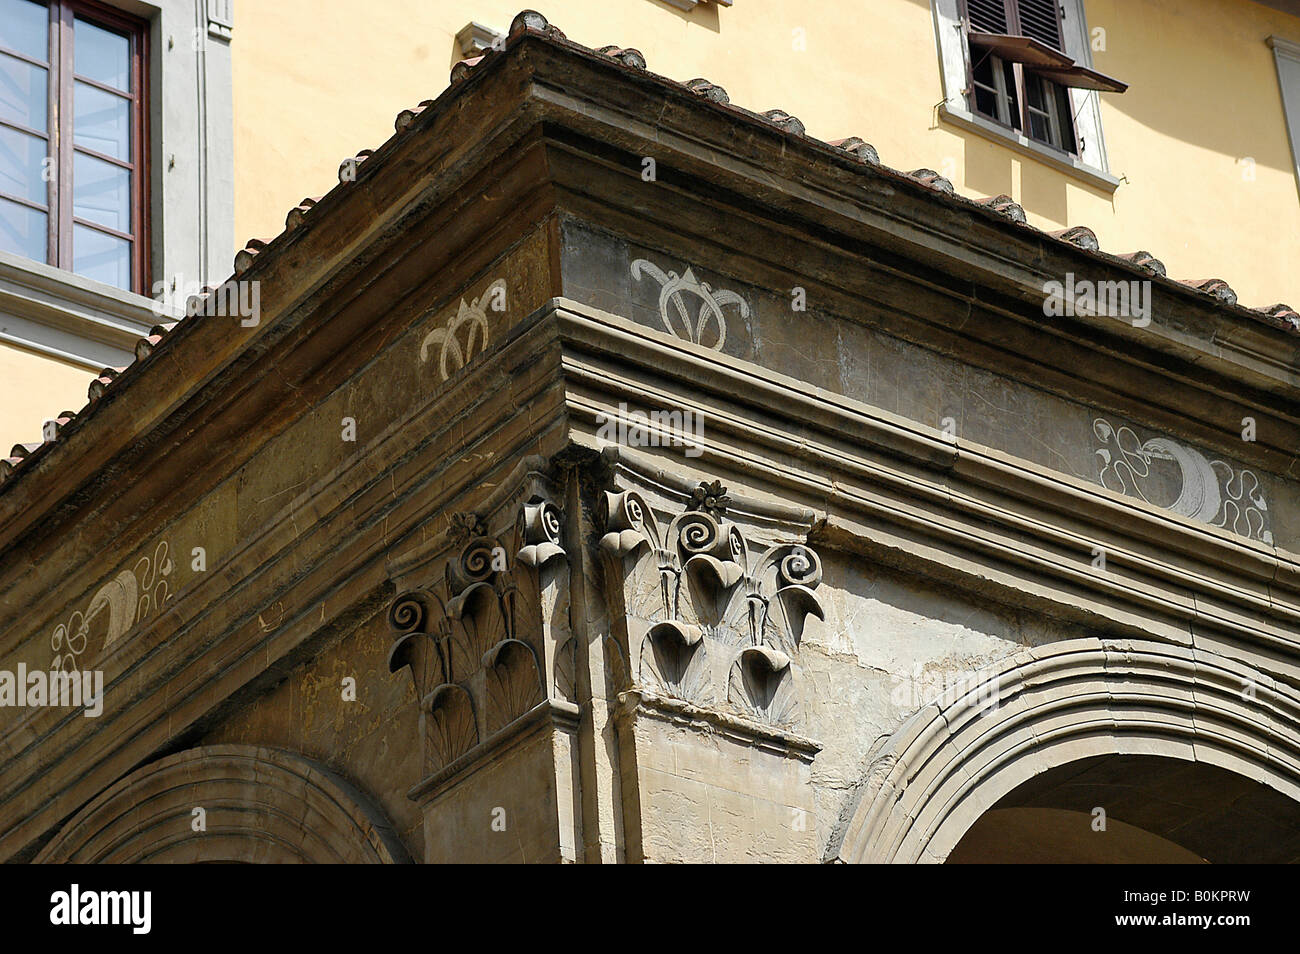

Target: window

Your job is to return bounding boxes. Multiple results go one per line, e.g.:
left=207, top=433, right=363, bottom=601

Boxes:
left=0, top=0, right=148, bottom=293
left=932, top=0, right=1123, bottom=186
left=1271, top=36, right=1300, bottom=204
left=960, top=0, right=1123, bottom=154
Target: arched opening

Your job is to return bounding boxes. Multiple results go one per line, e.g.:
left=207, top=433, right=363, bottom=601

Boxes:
left=947, top=754, right=1300, bottom=863
left=36, top=744, right=411, bottom=864
left=830, top=638, right=1300, bottom=864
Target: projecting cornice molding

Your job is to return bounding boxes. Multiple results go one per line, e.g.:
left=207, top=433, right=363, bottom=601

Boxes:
left=550, top=299, right=1300, bottom=683
left=0, top=252, right=174, bottom=370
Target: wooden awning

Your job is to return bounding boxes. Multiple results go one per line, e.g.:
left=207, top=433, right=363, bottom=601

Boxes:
left=968, top=31, right=1128, bottom=93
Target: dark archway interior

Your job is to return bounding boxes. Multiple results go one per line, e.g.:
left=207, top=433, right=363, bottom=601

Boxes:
left=947, top=754, right=1300, bottom=863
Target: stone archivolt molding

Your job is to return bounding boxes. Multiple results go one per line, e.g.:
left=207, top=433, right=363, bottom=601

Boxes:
left=36, top=744, right=409, bottom=863
left=387, top=490, right=570, bottom=778
left=600, top=479, right=824, bottom=729
left=828, top=638, right=1300, bottom=864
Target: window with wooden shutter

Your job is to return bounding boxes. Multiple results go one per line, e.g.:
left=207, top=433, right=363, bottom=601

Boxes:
left=959, top=0, right=1125, bottom=155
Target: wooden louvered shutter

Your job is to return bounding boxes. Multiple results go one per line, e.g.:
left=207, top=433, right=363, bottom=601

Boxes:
left=966, top=0, right=1010, bottom=34
left=1011, top=0, right=1066, bottom=53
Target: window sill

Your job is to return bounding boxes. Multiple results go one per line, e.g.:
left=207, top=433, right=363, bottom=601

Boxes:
left=939, top=103, right=1120, bottom=194
left=0, top=250, right=174, bottom=370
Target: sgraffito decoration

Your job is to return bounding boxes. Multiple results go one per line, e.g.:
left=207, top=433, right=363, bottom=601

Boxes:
left=50, top=541, right=174, bottom=670
left=387, top=497, right=568, bottom=775
left=419, top=278, right=507, bottom=381
left=1093, top=418, right=1272, bottom=544
left=630, top=258, right=750, bottom=351
left=600, top=479, right=823, bottom=727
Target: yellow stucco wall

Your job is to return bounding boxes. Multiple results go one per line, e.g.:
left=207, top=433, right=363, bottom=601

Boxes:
left=0, top=344, right=94, bottom=455
left=231, top=0, right=1300, bottom=310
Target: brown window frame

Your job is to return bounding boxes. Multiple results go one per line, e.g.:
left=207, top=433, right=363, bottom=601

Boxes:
left=0, top=0, right=150, bottom=292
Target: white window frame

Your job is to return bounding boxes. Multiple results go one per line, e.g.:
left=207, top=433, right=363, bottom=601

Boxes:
left=931, top=0, right=1120, bottom=192
left=1270, top=35, right=1300, bottom=205
left=0, top=0, right=233, bottom=369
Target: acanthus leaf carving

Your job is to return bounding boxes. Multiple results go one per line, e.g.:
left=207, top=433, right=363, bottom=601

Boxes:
left=601, top=480, right=824, bottom=727
left=387, top=493, right=569, bottom=777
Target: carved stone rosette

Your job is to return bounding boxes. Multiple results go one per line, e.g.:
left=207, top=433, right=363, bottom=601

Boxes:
left=599, top=480, right=824, bottom=727
left=387, top=494, right=569, bottom=777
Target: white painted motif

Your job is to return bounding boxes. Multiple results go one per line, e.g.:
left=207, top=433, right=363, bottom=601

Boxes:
left=50, top=541, right=173, bottom=669
left=630, top=258, right=750, bottom=351
left=419, top=279, right=506, bottom=381
left=1093, top=419, right=1271, bottom=544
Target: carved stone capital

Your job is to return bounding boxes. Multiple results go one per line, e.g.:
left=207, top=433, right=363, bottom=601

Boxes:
left=386, top=490, right=571, bottom=782
left=598, top=477, right=825, bottom=729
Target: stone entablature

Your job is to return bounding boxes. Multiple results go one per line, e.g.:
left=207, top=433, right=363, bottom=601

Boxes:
left=2, top=18, right=1298, bottom=864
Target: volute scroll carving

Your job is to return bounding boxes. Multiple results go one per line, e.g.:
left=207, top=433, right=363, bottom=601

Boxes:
left=387, top=492, right=570, bottom=777
left=601, top=480, right=825, bottom=728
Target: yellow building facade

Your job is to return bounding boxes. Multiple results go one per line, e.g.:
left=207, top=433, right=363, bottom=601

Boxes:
left=2, top=0, right=1300, bottom=453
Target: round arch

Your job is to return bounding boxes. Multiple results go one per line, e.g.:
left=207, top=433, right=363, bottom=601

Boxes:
left=830, top=638, right=1300, bottom=863
left=36, top=744, right=411, bottom=864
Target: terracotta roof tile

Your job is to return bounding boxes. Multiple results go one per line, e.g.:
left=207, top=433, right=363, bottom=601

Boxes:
left=234, top=238, right=271, bottom=276
left=975, top=194, right=1026, bottom=223
left=596, top=46, right=647, bottom=69
left=450, top=56, right=484, bottom=85
left=686, top=78, right=730, bottom=104
left=759, top=108, right=805, bottom=136
left=909, top=169, right=955, bottom=194
left=1049, top=226, right=1100, bottom=252
left=1183, top=278, right=1237, bottom=306
left=87, top=367, right=124, bottom=403
left=338, top=149, right=374, bottom=183
left=1116, top=250, right=1166, bottom=277
left=829, top=137, right=880, bottom=164
left=285, top=197, right=320, bottom=232
left=509, top=9, right=565, bottom=41
left=395, top=100, right=436, bottom=132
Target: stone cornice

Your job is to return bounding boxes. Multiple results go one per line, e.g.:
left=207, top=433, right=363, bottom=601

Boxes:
left=407, top=698, right=580, bottom=804
left=614, top=689, right=821, bottom=761
left=496, top=38, right=1300, bottom=399
left=547, top=299, right=1300, bottom=682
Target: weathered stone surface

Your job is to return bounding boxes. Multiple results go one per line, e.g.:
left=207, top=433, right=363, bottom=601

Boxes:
left=3, top=29, right=1298, bottom=866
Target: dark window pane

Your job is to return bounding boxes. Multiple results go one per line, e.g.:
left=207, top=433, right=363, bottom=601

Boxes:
left=1002, top=61, right=1021, bottom=130
left=1026, top=75, right=1046, bottom=111
left=973, top=86, right=998, bottom=119
left=0, top=124, right=46, bottom=203
left=74, top=80, right=129, bottom=160
left=0, top=193, right=46, bottom=262
left=73, top=150, right=128, bottom=230
left=1028, top=112, right=1050, bottom=143
left=0, top=0, right=48, bottom=62
left=1054, top=83, right=1077, bottom=151
left=73, top=222, right=129, bottom=288
left=74, top=18, right=129, bottom=92
left=0, top=53, right=47, bottom=130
